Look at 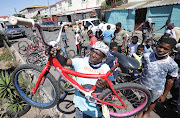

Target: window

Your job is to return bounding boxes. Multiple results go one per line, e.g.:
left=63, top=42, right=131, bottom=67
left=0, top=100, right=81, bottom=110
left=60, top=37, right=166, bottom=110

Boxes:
left=59, top=3, right=62, bottom=7
left=68, top=0, right=72, bottom=5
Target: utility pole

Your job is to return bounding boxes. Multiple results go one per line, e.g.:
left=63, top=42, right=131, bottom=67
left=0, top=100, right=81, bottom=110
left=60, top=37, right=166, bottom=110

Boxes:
left=47, top=0, right=53, bottom=21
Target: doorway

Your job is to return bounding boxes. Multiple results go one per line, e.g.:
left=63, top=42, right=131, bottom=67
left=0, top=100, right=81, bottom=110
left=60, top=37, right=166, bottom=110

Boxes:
left=67, top=15, right=72, bottom=22
left=134, top=8, right=147, bottom=30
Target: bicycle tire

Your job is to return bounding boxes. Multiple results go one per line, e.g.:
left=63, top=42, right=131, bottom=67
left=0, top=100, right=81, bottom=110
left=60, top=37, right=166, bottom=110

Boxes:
left=18, top=41, right=29, bottom=55
left=98, top=83, right=151, bottom=118
left=67, top=50, right=75, bottom=58
left=58, top=75, right=75, bottom=92
left=12, top=64, right=61, bottom=109
left=26, top=52, right=40, bottom=64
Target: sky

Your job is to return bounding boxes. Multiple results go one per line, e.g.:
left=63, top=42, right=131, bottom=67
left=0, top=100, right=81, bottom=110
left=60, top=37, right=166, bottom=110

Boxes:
left=0, top=0, right=61, bottom=16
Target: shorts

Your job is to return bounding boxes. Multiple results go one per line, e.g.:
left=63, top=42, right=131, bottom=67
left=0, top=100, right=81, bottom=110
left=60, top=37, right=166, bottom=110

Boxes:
left=140, top=89, right=163, bottom=102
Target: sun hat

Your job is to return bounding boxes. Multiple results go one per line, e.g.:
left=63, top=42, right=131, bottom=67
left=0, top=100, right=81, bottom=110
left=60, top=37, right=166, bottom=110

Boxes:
left=147, top=18, right=152, bottom=23
left=92, top=41, right=109, bottom=56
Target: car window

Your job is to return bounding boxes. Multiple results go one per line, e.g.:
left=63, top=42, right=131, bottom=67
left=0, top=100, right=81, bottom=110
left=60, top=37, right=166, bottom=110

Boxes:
left=7, top=25, right=20, bottom=28
left=49, top=21, right=55, bottom=25
left=42, top=22, right=47, bottom=25
left=86, top=21, right=91, bottom=27
left=92, top=20, right=99, bottom=26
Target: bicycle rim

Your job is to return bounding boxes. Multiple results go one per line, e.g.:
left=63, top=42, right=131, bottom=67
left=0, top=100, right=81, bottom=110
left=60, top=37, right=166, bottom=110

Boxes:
left=58, top=76, right=75, bottom=92
left=18, top=41, right=29, bottom=55
left=12, top=65, right=60, bottom=108
left=67, top=50, right=75, bottom=58
left=99, top=83, right=151, bottom=117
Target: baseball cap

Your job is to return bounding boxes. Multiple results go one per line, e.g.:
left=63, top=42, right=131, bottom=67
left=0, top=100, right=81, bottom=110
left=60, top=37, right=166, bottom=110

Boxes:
left=167, top=23, right=174, bottom=28
left=147, top=18, right=152, bottom=23
left=92, top=41, right=109, bottom=56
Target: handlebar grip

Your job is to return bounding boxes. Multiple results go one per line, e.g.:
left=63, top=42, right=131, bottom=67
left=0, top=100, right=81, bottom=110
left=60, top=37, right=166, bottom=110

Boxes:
left=8, top=16, right=35, bottom=27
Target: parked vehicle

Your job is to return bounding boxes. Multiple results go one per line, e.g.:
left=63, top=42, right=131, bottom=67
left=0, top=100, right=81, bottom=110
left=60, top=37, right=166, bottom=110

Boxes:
left=81, top=18, right=116, bottom=35
left=4, top=24, right=26, bottom=39
left=41, top=21, right=60, bottom=32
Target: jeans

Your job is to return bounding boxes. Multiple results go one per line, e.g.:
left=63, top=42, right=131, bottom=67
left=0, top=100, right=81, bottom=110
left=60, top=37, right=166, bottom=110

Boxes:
left=75, top=108, right=104, bottom=118
left=142, top=32, right=150, bottom=44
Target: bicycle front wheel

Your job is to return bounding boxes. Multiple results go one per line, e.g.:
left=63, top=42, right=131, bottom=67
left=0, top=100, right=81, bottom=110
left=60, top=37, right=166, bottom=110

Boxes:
left=12, top=64, right=61, bottom=109
left=98, top=83, right=151, bottom=118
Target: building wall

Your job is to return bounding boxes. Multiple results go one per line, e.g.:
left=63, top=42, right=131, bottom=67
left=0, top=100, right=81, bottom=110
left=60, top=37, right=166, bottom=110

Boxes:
left=171, top=4, right=180, bottom=27
left=105, top=9, right=135, bottom=31
left=146, top=5, right=173, bottom=33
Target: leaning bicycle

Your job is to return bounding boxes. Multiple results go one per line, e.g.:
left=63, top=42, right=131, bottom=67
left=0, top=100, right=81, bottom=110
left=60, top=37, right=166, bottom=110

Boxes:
left=9, top=16, right=152, bottom=118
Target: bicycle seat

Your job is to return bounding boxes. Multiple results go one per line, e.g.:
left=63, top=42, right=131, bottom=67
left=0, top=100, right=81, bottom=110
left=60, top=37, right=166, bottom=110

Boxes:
left=111, top=51, right=140, bottom=69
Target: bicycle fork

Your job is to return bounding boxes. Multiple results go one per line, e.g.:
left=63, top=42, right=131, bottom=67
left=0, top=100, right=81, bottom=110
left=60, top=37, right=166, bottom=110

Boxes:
left=31, top=59, right=51, bottom=94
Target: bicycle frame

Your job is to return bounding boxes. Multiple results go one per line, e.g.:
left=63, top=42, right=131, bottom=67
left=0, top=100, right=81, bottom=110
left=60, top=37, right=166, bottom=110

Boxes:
left=9, top=16, right=127, bottom=109
left=31, top=56, right=127, bottom=109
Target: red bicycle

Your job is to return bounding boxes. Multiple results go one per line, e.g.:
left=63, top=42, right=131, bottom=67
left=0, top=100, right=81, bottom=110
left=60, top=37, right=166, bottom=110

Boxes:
left=9, top=16, right=151, bottom=118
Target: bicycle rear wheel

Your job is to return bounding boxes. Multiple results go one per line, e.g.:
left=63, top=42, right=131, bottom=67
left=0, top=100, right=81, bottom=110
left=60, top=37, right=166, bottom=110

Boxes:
left=98, top=83, right=151, bottom=118
left=18, top=41, right=29, bottom=55
left=67, top=50, right=75, bottom=58
left=58, top=75, right=75, bottom=92
left=12, top=64, right=61, bottom=109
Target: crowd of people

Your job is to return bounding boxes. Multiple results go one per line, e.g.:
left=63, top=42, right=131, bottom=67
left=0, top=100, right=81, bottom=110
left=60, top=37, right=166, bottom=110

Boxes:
left=56, top=18, right=180, bottom=118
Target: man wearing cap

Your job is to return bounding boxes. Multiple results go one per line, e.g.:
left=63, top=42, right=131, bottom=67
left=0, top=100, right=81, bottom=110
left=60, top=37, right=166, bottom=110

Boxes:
left=133, top=18, right=153, bottom=44
left=167, top=23, right=180, bottom=43
left=53, top=41, right=114, bottom=118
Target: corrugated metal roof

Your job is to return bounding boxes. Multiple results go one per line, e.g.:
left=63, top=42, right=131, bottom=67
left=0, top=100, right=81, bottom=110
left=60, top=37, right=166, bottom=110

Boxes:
left=113, top=0, right=180, bottom=10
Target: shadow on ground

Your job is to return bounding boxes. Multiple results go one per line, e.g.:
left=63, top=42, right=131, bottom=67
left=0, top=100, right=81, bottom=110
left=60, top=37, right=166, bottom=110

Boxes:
left=154, top=98, right=179, bottom=118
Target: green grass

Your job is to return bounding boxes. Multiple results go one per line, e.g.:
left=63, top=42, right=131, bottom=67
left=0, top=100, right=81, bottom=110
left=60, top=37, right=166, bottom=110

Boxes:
left=0, top=48, right=14, bottom=61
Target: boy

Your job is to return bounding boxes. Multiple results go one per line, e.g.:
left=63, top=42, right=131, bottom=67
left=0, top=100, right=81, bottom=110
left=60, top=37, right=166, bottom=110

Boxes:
left=132, top=45, right=144, bottom=72
left=128, top=36, right=140, bottom=57
left=101, top=25, right=114, bottom=47
left=137, top=36, right=178, bottom=118
left=144, top=39, right=153, bottom=53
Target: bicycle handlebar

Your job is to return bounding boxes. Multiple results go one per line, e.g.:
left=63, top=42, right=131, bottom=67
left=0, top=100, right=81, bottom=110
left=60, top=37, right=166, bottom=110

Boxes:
left=9, top=16, right=35, bottom=27
left=8, top=16, right=65, bottom=47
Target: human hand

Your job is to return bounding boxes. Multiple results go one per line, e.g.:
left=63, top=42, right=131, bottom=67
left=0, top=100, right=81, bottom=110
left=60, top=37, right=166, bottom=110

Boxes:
left=121, top=46, right=124, bottom=50
left=49, top=47, right=61, bottom=57
left=96, top=78, right=107, bottom=89
left=158, top=95, right=166, bottom=102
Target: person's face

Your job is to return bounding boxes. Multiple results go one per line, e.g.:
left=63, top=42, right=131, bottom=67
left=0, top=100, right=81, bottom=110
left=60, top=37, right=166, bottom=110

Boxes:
left=156, top=42, right=171, bottom=55
left=166, top=21, right=170, bottom=25
left=112, top=46, right=118, bottom=51
left=137, top=48, right=144, bottom=54
left=116, top=26, right=120, bottom=30
left=89, top=49, right=105, bottom=64
left=132, top=38, right=138, bottom=44
left=147, top=41, right=153, bottom=45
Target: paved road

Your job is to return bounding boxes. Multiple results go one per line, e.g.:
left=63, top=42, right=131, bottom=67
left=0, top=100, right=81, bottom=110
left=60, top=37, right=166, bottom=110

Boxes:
left=9, top=27, right=179, bottom=118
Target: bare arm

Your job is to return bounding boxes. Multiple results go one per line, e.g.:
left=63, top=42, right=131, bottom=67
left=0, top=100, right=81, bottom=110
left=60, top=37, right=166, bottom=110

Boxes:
left=158, top=76, right=176, bottom=102
left=133, top=23, right=143, bottom=33
left=153, top=25, right=165, bottom=33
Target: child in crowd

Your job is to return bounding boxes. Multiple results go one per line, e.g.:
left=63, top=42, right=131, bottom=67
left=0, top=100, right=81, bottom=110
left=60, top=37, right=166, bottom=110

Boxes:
left=75, top=30, right=81, bottom=56
left=143, top=39, right=153, bottom=53
left=136, top=36, right=178, bottom=118
left=128, top=36, right=140, bottom=57
left=106, top=42, right=119, bottom=80
left=101, top=25, right=114, bottom=47
left=61, top=28, right=69, bottom=48
left=132, top=45, right=144, bottom=73
left=88, top=30, right=97, bottom=46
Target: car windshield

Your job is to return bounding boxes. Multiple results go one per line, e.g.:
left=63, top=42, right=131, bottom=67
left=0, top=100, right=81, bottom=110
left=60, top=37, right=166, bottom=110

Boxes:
left=92, top=20, right=99, bottom=26
left=49, top=21, right=55, bottom=25
left=7, top=25, right=20, bottom=28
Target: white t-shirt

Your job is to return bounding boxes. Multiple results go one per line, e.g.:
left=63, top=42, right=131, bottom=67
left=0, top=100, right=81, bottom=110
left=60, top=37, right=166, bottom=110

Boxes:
left=128, top=42, right=140, bottom=57
left=98, top=23, right=104, bottom=31
left=75, top=33, right=80, bottom=45
left=72, top=57, right=114, bottom=117
left=175, top=43, right=180, bottom=60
